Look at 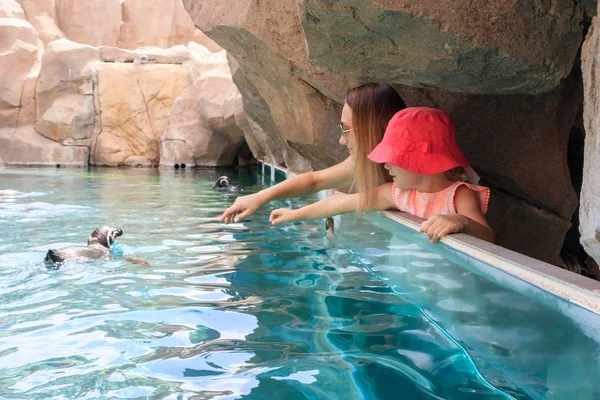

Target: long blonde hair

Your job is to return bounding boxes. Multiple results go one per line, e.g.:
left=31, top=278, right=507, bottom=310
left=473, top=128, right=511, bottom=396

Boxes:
left=345, top=83, right=406, bottom=212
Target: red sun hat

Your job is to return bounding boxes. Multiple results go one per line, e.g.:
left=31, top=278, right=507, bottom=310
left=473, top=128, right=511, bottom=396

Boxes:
left=368, top=107, right=470, bottom=174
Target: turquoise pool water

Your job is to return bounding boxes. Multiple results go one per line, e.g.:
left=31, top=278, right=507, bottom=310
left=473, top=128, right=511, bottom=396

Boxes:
left=0, top=168, right=598, bottom=399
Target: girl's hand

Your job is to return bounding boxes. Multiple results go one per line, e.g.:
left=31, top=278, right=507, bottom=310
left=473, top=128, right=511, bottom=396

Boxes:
left=269, top=208, right=299, bottom=225
left=420, top=214, right=468, bottom=243
left=220, top=193, right=264, bottom=224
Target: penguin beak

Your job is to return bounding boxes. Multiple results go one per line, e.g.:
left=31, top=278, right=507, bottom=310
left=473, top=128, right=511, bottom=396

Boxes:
left=115, top=229, right=123, bottom=237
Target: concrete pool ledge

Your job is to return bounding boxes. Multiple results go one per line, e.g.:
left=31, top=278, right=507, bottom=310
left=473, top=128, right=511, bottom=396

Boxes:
left=379, top=209, right=600, bottom=315
left=258, top=160, right=600, bottom=316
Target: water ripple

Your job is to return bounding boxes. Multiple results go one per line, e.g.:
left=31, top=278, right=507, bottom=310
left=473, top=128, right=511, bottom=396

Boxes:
left=1, top=168, right=595, bottom=399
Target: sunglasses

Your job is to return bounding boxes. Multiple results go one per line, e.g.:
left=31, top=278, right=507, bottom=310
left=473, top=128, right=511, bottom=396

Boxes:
left=339, top=123, right=353, bottom=142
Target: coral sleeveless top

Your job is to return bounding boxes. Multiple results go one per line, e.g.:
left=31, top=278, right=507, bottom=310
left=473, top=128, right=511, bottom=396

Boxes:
left=391, top=181, right=490, bottom=219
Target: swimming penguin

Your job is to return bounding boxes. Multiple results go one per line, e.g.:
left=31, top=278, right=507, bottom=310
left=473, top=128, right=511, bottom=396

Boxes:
left=212, top=176, right=243, bottom=192
left=45, top=226, right=123, bottom=264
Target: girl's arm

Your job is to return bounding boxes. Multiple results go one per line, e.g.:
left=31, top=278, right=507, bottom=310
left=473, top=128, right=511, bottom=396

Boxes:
left=270, top=183, right=395, bottom=225
left=420, top=186, right=495, bottom=243
left=221, top=157, right=354, bottom=223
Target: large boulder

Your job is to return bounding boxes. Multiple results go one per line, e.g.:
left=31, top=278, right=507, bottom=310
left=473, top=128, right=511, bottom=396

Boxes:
left=300, top=0, right=584, bottom=94
left=0, top=18, right=40, bottom=130
left=581, top=16, right=600, bottom=265
left=35, top=39, right=100, bottom=145
left=160, top=45, right=250, bottom=167
left=183, top=0, right=584, bottom=97
left=0, top=126, right=89, bottom=166
left=180, top=19, right=350, bottom=170
left=91, top=63, right=189, bottom=166
left=486, top=191, right=573, bottom=266
left=192, top=30, right=223, bottom=53
left=0, top=0, right=25, bottom=19
left=228, top=55, right=313, bottom=172
left=160, top=74, right=247, bottom=167
left=119, top=0, right=196, bottom=50
left=18, top=0, right=63, bottom=44
left=54, top=0, right=121, bottom=47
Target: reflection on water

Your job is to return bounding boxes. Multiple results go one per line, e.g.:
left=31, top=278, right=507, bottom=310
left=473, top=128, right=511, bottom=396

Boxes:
left=0, top=168, right=596, bottom=399
left=340, top=214, right=600, bottom=400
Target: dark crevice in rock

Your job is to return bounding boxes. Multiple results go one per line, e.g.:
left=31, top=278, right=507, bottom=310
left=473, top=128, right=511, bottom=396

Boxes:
left=557, top=50, right=599, bottom=278
left=577, top=0, right=597, bottom=21
left=561, top=123, right=599, bottom=278
left=91, top=69, right=103, bottom=165
left=562, top=127, right=584, bottom=244
left=236, top=141, right=256, bottom=167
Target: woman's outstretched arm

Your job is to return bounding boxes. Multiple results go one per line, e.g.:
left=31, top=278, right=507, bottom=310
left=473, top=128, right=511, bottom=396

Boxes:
left=221, top=157, right=354, bottom=223
left=269, top=183, right=395, bottom=225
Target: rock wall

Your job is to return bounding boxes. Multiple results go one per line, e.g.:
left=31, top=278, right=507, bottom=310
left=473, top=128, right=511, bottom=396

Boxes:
left=55, top=0, right=121, bottom=47
left=93, top=63, right=189, bottom=166
left=18, top=0, right=62, bottom=44
left=0, top=0, right=262, bottom=168
left=160, top=45, right=246, bottom=167
left=35, top=39, right=99, bottom=146
left=0, top=17, right=82, bottom=166
left=183, top=0, right=584, bottom=96
left=0, top=18, right=40, bottom=130
left=119, top=0, right=196, bottom=49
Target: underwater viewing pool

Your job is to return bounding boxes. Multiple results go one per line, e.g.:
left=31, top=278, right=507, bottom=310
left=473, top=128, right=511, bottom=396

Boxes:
left=0, top=167, right=598, bottom=400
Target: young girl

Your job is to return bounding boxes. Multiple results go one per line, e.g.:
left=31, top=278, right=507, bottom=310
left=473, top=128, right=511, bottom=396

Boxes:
left=269, top=107, right=495, bottom=243
left=220, top=82, right=406, bottom=223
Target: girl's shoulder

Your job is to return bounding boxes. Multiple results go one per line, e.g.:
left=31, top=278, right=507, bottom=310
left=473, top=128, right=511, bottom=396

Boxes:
left=450, top=181, right=490, bottom=215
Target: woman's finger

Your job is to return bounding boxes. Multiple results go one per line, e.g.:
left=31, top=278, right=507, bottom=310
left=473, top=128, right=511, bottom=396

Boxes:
left=220, top=206, right=238, bottom=222
left=234, top=206, right=257, bottom=222
left=234, top=211, right=246, bottom=222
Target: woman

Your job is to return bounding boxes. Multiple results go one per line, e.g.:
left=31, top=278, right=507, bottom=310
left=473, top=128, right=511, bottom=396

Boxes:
left=220, top=82, right=406, bottom=223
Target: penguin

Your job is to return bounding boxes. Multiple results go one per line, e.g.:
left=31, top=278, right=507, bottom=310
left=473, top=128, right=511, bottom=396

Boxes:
left=212, top=176, right=243, bottom=192
left=45, top=226, right=123, bottom=264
